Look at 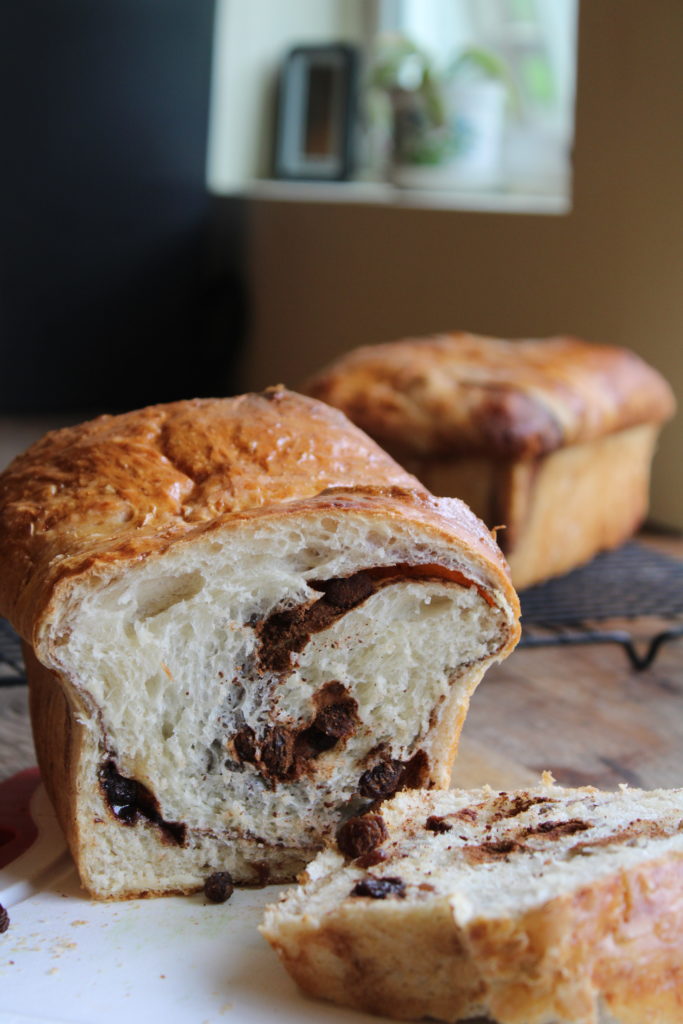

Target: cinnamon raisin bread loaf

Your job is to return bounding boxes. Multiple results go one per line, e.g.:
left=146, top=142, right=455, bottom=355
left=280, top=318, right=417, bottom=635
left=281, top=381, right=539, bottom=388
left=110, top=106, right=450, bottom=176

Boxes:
left=0, top=388, right=519, bottom=899
left=262, top=780, right=683, bottom=1024
left=304, top=333, right=676, bottom=587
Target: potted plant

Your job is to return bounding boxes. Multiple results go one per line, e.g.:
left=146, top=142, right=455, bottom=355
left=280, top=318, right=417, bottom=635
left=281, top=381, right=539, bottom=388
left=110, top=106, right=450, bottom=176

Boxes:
left=369, top=37, right=511, bottom=190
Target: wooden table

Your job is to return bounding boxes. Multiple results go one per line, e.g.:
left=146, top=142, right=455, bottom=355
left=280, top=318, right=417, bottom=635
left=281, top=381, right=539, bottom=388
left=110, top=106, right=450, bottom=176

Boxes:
left=454, top=533, right=683, bottom=793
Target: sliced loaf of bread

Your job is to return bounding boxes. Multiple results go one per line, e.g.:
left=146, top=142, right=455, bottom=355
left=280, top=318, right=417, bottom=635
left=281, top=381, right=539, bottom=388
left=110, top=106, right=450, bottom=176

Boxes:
left=0, top=388, right=519, bottom=898
left=262, top=780, right=683, bottom=1024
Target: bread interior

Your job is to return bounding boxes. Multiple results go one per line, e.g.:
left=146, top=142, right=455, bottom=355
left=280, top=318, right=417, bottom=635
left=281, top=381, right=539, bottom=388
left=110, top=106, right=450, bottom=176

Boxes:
left=285, top=785, right=683, bottom=921
left=42, top=510, right=512, bottom=859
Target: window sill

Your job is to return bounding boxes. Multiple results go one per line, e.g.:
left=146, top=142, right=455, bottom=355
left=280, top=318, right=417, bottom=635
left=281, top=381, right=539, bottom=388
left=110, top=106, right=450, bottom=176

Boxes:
left=229, top=178, right=571, bottom=215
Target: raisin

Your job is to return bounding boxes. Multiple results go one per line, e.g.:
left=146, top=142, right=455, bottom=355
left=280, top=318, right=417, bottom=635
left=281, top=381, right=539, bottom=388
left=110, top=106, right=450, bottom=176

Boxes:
left=100, top=761, right=138, bottom=811
left=315, top=703, right=356, bottom=740
left=312, top=573, right=375, bottom=610
left=295, top=724, right=337, bottom=756
left=297, top=702, right=357, bottom=756
left=527, top=819, right=590, bottom=837
left=115, top=803, right=138, bottom=825
left=358, top=760, right=405, bottom=800
left=98, top=760, right=186, bottom=846
left=479, top=838, right=522, bottom=857
left=204, top=871, right=234, bottom=903
left=426, top=815, right=453, bottom=833
left=0, top=903, right=9, bottom=933
left=355, top=848, right=389, bottom=869
left=257, top=606, right=316, bottom=675
left=401, top=749, right=429, bottom=789
left=260, top=726, right=294, bottom=779
left=351, top=877, right=406, bottom=899
left=337, top=814, right=388, bottom=860
left=233, top=726, right=257, bottom=764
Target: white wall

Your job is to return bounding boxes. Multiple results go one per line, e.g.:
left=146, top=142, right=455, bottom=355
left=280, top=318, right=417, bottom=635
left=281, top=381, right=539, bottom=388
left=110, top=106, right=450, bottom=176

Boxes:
left=207, top=0, right=367, bottom=191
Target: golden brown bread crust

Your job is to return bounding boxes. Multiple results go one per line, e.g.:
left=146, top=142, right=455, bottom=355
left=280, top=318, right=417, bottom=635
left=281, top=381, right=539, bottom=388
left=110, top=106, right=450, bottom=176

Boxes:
left=466, top=853, right=683, bottom=1024
left=0, top=387, right=516, bottom=650
left=304, top=332, right=676, bottom=460
left=265, top=778, right=683, bottom=1024
left=501, top=424, right=658, bottom=586
left=274, top=853, right=683, bottom=1023
left=23, top=644, right=86, bottom=863
left=410, top=423, right=660, bottom=587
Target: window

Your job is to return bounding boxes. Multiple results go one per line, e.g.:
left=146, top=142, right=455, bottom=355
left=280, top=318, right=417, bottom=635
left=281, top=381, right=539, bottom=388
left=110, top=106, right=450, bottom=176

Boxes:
left=368, top=0, right=578, bottom=198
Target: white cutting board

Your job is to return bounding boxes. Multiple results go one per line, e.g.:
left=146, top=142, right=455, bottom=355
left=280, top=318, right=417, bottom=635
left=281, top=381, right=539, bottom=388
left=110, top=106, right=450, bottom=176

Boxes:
left=0, top=780, right=397, bottom=1024
left=0, top=739, right=537, bottom=1024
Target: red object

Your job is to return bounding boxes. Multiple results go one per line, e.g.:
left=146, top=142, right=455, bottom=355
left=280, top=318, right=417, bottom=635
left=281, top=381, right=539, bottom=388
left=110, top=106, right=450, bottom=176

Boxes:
left=0, top=768, right=41, bottom=869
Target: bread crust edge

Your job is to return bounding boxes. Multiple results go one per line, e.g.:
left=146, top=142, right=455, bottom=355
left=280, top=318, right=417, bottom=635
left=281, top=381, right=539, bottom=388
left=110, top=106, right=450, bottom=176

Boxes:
left=262, top=850, right=683, bottom=1024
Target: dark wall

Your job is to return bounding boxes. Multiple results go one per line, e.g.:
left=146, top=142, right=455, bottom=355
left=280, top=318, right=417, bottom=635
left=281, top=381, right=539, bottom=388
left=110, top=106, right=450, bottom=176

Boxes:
left=0, top=0, right=244, bottom=413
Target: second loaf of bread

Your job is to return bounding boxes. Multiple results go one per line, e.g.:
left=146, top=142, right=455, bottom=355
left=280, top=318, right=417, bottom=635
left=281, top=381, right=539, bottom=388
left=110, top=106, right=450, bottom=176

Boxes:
left=304, top=333, right=676, bottom=587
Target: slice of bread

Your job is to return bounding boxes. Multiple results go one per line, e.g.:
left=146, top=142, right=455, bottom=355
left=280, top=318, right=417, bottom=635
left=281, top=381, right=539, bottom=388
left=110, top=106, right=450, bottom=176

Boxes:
left=262, top=780, right=683, bottom=1024
left=0, top=388, right=520, bottom=898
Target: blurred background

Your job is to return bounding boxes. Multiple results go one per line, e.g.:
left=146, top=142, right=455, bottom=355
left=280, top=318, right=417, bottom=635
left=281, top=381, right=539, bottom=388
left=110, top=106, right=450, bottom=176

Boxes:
left=0, top=0, right=681, bottom=526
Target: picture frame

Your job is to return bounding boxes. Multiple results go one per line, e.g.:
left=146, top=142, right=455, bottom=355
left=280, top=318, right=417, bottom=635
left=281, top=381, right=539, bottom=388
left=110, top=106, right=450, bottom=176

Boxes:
left=273, top=43, right=359, bottom=182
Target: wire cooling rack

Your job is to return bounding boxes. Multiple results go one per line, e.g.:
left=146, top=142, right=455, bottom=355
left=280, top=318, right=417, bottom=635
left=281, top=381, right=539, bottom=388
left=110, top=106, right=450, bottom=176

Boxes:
left=0, top=617, right=25, bottom=685
left=518, top=541, right=683, bottom=669
left=1, top=542, right=682, bottom=683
